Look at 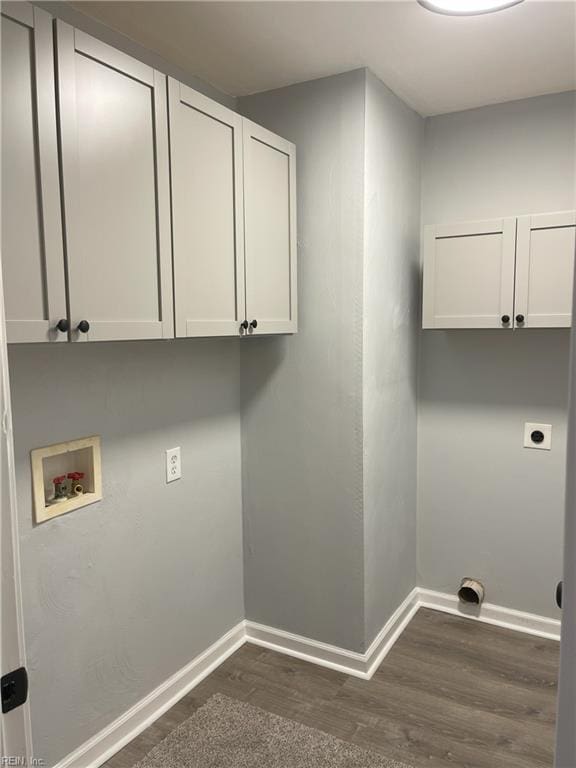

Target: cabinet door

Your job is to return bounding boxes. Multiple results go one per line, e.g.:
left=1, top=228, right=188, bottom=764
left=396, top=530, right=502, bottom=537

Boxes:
left=422, top=218, right=516, bottom=329
left=56, top=22, right=173, bottom=342
left=515, top=211, right=576, bottom=329
left=169, top=80, right=245, bottom=337
left=1, top=4, right=67, bottom=343
left=243, top=120, right=297, bottom=335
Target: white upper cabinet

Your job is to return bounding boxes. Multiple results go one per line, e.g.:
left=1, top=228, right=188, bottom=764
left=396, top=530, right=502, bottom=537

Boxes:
left=515, top=211, right=576, bottom=329
left=1, top=4, right=67, bottom=343
left=422, top=218, right=516, bottom=329
left=422, top=212, right=576, bottom=330
left=56, top=22, right=173, bottom=342
left=168, top=100, right=298, bottom=338
left=243, top=120, right=297, bottom=335
left=2, top=9, right=297, bottom=343
left=169, top=80, right=245, bottom=337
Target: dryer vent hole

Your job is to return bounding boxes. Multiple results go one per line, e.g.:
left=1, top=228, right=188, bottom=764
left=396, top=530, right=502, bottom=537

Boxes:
left=459, top=586, right=481, bottom=604
left=457, top=578, right=485, bottom=606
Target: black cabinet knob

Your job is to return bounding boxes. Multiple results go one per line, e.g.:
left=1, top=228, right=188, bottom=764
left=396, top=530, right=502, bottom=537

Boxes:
left=77, top=320, right=90, bottom=333
left=516, top=314, right=525, bottom=324
left=55, top=318, right=69, bottom=333
left=501, top=315, right=510, bottom=325
left=240, top=320, right=249, bottom=330
left=250, top=319, right=258, bottom=329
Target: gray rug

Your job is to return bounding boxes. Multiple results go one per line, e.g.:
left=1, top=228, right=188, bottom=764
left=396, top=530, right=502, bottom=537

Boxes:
left=134, top=693, right=412, bottom=768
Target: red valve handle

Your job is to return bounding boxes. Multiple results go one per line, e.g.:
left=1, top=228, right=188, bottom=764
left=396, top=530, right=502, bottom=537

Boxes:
left=53, top=475, right=66, bottom=485
left=67, top=472, right=85, bottom=480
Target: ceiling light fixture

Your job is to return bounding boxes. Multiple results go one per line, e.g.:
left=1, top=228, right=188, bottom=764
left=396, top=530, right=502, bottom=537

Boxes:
left=418, top=0, right=524, bottom=15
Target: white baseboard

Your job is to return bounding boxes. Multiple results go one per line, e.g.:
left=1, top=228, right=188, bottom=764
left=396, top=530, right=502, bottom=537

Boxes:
left=245, top=620, right=368, bottom=678
left=245, top=587, right=559, bottom=686
left=417, top=588, right=561, bottom=641
left=54, top=587, right=560, bottom=768
left=54, top=621, right=246, bottom=768
left=365, top=588, right=421, bottom=677
left=245, top=587, right=420, bottom=680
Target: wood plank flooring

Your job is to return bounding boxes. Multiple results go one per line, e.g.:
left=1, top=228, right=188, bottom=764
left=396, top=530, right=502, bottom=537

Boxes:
left=104, top=608, right=559, bottom=768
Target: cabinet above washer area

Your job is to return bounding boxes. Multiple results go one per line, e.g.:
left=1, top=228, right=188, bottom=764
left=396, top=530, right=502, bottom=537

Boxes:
left=168, top=82, right=297, bottom=339
left=422, top=211, right=576, bottom=330
left=0, top=3, right=297, bottom=344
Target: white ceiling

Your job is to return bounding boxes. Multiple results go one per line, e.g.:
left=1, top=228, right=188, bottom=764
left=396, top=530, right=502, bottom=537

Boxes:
left=71, top=0, right=576, bottom=115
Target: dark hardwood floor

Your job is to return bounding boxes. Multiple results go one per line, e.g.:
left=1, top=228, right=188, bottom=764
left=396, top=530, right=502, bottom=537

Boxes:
left=104, top=608, right=559, bottom=768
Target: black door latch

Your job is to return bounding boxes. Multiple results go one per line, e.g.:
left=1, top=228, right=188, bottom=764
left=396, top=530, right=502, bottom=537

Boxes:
left=556, top=581, right=563, bottom=610
left=1, top=666, right=28, bottom=713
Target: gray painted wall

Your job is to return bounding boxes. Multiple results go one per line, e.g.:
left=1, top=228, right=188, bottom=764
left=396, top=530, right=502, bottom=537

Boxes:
left=9, top=340, right=244, bottom=767
left=419, top=92, right=576, bottom=617
left=239, top=69, right=424, bottom=652
left=239, top=70, right=367, bottom=653
left=363, top=71, right=423, bottom=645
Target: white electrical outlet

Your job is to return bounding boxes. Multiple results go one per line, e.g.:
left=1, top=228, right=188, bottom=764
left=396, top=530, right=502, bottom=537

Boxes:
left=524, top=423, right=552, bottom=451
left=166, top=447, right=181, bottom=482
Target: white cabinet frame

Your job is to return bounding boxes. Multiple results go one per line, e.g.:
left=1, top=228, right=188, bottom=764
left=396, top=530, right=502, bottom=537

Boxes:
left=1, top=4, right=67, bottom=343
left=422, top=218, right=516, bottom=329
left=515, top=211, right=576, bottom=329
left=242, top=120, right=298, bottom=335
left=56, top=22, right=174, bottom=342
left=168, top=80, right=246, bottom=337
